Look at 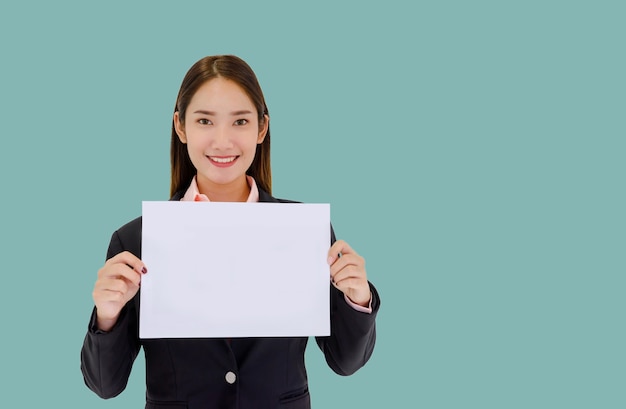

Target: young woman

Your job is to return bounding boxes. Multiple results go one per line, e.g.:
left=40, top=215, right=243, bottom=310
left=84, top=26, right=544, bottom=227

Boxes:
left=81, top=55, right=380, bottom=409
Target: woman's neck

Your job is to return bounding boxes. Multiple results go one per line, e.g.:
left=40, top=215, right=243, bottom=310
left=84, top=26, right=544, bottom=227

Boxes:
left=197, top=175, right=250, bottom=202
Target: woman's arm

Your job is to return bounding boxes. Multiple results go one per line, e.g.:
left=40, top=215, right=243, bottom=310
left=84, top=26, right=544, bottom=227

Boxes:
left=316, top=282, right=380, bottom=375
left=80, top=229, right=143, bottom=398
left=315, top=227, right=381, bottom=375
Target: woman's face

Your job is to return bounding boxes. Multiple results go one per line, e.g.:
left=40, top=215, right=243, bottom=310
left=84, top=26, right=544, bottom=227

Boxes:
left=174, top=77, right=268, bottom=194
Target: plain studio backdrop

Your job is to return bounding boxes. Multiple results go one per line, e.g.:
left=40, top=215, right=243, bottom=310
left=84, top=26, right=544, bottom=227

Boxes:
left=0, top=1, right=623, bottom=408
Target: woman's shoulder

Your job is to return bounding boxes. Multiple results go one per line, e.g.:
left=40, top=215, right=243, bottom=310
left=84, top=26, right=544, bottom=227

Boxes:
left=105, top=216, right=142, bottom=258
left=114, top=216, right=142, bottom=237
left=259, top=188, right=301, bottom=204
left=273, top=197, right=301, bottom=204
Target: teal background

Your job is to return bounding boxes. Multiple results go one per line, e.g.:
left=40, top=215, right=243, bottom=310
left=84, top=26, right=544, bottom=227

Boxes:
left=1, top=1, right=624, bottom=407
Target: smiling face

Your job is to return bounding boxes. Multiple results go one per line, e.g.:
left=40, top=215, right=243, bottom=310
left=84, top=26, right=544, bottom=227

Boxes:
left=174, top=77, right=268, bottom=200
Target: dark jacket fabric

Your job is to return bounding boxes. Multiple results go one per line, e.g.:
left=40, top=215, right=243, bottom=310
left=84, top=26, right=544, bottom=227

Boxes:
left=80, top=188, right=380, bottom=409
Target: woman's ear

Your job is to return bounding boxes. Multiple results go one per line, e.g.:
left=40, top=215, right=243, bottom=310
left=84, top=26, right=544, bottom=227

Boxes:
left=174, top=112, right=187, bottom=144
left=257, top=114, right=269, bottom=144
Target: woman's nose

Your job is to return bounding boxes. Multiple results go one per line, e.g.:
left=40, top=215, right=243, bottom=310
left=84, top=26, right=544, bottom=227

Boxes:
left=212, top=126, right=233, bottom=148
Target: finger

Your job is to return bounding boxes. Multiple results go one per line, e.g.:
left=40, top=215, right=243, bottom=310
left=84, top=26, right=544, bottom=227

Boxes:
left=332, top=276, right=369, bottom=300
left=94, top=276, right=141, bottom=309
left=96, top=276, right=135, bottom=295
left=329, top=252, right=365, bottom=280
left=99, top=262, right=143, bottom=287
left=332, top=277, right=371, bottom=305
left=331, top=263, right=366, bottom=284
left=327, top=240, right=355, bottom=265
left=94, top=286, right=126, bottom=304
left=332, top=276, right=367, bottom=291
left=105, top=251, right=147, bottom=275
left=94, top=284, right=131, bottom=307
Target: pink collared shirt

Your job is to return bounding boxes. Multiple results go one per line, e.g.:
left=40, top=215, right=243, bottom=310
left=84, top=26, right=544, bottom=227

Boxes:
left=182, top=175, right=260, bottom=203
left=181, top=176, right=372, bottom=313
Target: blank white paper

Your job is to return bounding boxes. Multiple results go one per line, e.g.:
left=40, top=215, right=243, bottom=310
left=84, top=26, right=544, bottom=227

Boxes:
left=139, top=201, right=330, bottom=339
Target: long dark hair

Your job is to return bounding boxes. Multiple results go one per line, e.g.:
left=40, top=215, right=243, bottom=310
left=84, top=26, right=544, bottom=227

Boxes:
left=170, top=55, right=271, bottom=197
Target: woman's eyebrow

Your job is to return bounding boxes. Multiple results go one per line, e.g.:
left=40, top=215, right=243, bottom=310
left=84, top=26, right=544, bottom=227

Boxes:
left=193, top=110, right=216, bottom=115
left=192, top=110, right=253, bottom=116
left=230, top=110, right=253, bottom=116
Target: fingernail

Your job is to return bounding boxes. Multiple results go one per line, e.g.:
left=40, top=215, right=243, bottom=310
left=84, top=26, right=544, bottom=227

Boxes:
left=141, top=267, right=147, bottom=274
left=327, top=256, right=334, bottom=265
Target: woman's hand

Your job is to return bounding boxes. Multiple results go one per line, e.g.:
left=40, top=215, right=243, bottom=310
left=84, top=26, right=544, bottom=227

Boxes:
left=327, top=240, right=371, bottom=307
left=92, top=251, right=147, bottom=331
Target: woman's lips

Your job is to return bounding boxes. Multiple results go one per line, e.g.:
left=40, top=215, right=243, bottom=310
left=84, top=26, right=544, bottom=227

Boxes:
left=208, top=155, right=238, bottom=167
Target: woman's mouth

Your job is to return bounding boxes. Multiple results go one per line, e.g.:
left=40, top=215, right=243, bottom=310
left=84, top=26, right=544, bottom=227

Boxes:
left=208, top=156, right=238, bottom=167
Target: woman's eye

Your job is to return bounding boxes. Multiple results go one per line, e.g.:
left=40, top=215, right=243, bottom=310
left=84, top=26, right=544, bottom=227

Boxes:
left=234, top=119, right=248, bottom=126
left=198, top=119, right=212, bottom=125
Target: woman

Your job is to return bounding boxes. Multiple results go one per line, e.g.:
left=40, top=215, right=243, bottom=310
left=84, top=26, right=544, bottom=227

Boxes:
left=81, top=54, right=380, bottom=409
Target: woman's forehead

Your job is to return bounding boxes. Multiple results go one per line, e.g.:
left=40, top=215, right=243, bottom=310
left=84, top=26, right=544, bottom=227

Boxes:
left=189, top=78, right=255, bottom=112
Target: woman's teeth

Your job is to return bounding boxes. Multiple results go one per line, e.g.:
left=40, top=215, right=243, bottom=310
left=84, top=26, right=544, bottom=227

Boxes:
left=211, top=156, right=236, bottom=163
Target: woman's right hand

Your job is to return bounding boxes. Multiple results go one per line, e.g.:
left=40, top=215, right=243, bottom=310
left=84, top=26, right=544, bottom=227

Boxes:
left=92, top=251, right=147, bottom=332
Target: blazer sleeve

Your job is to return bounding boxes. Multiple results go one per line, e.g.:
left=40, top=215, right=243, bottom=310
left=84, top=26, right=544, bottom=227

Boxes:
left=80, top=230, right=141, bottom=399
left=315, top=226, right=381, bottom=376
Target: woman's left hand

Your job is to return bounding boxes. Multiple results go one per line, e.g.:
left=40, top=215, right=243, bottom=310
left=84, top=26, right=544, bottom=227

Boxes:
left=328, top=240, right=371, bottom=307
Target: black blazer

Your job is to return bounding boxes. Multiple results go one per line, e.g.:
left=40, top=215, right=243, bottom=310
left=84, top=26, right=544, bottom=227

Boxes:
left=81, top=188, right=380, bottom=409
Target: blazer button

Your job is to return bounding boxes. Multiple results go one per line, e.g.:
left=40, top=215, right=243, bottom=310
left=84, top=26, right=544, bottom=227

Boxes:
left=225, top=371, right=237, bottom=384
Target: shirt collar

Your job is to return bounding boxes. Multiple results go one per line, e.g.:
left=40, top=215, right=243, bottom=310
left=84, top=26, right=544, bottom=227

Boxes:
left=181, top=176, right=259, bottom=203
